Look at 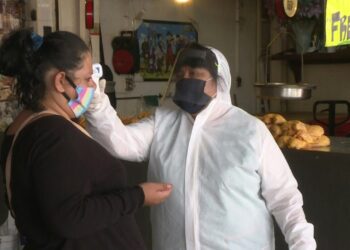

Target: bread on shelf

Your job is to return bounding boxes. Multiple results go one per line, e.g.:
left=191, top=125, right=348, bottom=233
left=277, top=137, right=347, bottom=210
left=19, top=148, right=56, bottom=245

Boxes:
left=259, top=113, right=330, bottom=149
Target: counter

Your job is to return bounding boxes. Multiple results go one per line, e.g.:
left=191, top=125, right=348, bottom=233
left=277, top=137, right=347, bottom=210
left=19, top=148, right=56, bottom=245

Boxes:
left=301, top=136, right=350, bottom=154
left=275, top=137, right=350, bottom=250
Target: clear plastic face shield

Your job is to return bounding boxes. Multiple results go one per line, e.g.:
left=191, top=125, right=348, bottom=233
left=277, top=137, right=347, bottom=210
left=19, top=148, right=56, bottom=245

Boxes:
left=160, top=48, right=210, bottom=105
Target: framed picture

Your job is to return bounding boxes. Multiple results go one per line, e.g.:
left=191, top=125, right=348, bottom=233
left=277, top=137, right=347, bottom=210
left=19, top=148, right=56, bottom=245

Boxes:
left=136, top=19, right=198, bottom=81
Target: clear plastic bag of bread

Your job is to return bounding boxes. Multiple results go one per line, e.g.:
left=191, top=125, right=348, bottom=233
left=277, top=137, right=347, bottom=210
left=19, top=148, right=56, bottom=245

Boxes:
left=258, top=113, right=330, bottom=149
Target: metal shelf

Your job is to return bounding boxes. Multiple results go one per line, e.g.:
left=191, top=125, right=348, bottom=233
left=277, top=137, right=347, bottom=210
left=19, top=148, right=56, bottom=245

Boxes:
left=271, top=49, right=350, bottom=64
left=270, top=49, right=350, bottom=82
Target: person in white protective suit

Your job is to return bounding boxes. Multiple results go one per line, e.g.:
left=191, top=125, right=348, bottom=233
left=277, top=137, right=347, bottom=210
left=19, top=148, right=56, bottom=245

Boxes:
left=85, top=43, right=316, bottom=250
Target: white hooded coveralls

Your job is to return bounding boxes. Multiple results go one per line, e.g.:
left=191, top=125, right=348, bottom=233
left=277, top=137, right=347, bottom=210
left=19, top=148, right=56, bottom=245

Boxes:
left=85, top=48, right=316, bottom=250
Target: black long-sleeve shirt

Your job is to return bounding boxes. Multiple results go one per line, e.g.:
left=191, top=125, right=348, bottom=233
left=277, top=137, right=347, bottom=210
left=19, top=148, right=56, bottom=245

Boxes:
left=0, top=115, right=147, bottom=250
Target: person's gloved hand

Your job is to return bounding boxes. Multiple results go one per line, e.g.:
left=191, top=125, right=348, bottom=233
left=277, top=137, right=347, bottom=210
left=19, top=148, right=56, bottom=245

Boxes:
left=89, top=78, right=106, bottom=111
left=89, top=63, right=106, bottom=111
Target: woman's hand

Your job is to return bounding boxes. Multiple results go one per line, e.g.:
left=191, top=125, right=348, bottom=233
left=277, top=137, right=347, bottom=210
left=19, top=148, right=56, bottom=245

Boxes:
left=139, top=182, right=173, bottom=206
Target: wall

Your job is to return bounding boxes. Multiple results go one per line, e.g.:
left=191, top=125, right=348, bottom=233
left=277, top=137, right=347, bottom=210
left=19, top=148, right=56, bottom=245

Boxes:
left=266, top=52, right=350, bottom=116
left=287, top=63, right=350, bottom=114
left=265, top=25, right=350, bottom=116
left=235, top=0, right=258, bottom=113
left=26, top=0, right=259, bottom=115
left=100, top=0, right=256, bottom=116
left=25, top=0, right=259, bottom=115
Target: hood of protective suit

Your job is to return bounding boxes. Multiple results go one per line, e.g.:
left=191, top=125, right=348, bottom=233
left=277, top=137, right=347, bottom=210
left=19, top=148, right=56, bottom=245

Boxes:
left=163, top=46, right=232, bottom=114
left=163, top=46, right=234, bottom=127
left=179, top=46, right=234, bottom=128
left=207, top=46, right=232, bottom=105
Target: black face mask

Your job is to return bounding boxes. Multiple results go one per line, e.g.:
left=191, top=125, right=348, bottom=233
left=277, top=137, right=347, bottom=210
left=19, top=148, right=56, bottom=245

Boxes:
left=172, top=78, right=212, bottom=114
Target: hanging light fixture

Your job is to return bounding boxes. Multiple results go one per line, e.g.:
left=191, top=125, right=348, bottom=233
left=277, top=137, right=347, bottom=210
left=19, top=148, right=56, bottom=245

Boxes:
left=175, top=0, right=190, bottom=4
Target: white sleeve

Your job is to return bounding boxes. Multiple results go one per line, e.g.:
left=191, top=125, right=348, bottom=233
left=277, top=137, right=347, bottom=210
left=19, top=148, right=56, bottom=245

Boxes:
left=257, top=125, right=316, bottom=250
left=84, top=93, right=154, bottom=162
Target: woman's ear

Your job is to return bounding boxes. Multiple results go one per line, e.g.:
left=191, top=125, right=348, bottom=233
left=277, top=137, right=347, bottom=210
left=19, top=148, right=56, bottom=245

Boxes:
left=53, top=71, right=66, bottom=93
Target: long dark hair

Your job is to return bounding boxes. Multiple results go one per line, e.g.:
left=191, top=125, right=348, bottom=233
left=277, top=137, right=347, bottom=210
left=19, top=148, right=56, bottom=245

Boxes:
left=0, top=29, right=90, bottom=111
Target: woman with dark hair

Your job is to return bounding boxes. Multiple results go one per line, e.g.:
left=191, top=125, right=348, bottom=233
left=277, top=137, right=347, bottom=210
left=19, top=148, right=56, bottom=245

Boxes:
left=0, top=29, right=172, bottom=250
left=86, top=42, right=316, bottom=249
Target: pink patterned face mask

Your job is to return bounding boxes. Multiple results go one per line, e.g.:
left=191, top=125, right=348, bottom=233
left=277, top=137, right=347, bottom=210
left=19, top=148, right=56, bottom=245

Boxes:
left=63, top=76, right=95, bottom=118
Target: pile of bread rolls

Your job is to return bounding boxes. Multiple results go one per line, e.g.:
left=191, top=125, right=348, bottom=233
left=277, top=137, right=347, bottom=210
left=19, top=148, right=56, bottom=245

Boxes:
left=120, top=111, right=151, bottom=125
left=259, top=113, right=330, bottom=149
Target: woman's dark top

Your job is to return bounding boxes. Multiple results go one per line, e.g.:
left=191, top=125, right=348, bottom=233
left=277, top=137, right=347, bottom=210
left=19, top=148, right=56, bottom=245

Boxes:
left=0, top=115, right=146, bottom=250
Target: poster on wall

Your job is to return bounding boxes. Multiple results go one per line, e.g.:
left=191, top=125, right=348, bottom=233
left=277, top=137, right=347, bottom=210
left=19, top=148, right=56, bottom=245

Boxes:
left=325, top=0, right=350, bottom=47
left=136, top=19, right=198, bottom=81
